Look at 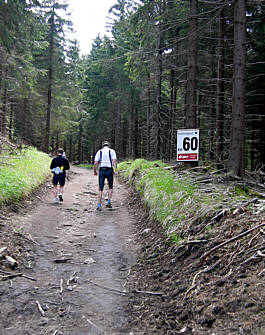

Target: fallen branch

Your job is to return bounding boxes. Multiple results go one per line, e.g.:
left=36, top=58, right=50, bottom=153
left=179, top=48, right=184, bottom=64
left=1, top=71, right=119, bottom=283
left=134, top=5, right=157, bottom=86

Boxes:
left=134, top=289, right=164, bottom=296
left=87, top=278, right=126, bottom=296
left=257, top=250, right=265, bottom=258
left=53, top=258, right=72, bottom=263
left=15, top=231, right=40, bottom=246
left=200, top=222, right=265, bottom=261
left=36, top=300, right=45, bottom=317
left=5, top=255, right=18, bottom=269
left=183, top=240, right=208, bottom=245
left=60, top=278, right=63, bottom=294
left=87, top=318, right=106, bottom=334
left=183, top=266, right=209, bottom=300
left=0, top=272, right=36, bottom=281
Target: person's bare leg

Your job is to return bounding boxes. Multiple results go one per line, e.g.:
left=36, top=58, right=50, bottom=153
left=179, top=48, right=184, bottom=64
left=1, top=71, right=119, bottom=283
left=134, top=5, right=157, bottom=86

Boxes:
left=97, top=189, right=103, bottom=210
left=53, top=185, right=58, bottom=202
left=59, top=186, right=64, bottom=201
left=106, top=188, right=113, bottom=208
left=108, top=188, right=113, bottom=201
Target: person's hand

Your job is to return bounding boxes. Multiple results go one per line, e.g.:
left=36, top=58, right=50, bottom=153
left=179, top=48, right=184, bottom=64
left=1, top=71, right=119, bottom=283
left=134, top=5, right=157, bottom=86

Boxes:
left=94, top=170, right=97, bottom=176
left=114, top=171, right=118, bottom=177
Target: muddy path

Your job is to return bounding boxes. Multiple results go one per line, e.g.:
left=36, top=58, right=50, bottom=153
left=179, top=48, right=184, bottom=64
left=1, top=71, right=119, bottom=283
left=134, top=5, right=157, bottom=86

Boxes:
left=0, top=167, right=138, bottom=335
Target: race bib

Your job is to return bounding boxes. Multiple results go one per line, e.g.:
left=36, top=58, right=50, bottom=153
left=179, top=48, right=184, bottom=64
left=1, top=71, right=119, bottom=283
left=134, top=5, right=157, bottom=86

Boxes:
left=52, top=167, right=63, bottom=174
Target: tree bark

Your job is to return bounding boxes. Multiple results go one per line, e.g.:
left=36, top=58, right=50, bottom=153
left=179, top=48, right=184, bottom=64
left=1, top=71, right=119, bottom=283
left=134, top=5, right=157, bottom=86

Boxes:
left=185, top=0, right=198, bottom=168
left=156, top=14, right=163, bottom=160
left=185, top=0, right=198, bottom=130
left=44, top=11, right=55, bottom=153
left=227, top=0, right=246, bottom=176
left=1, top=87, right=7, bottom=136
left=216, top=8, right=225, bottom=164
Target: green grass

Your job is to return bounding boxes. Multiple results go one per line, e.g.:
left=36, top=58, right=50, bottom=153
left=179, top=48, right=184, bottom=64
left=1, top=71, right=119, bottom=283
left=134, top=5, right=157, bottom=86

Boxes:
left=119, top=159, right=195, bottom=233
left=118, top=159, right=167, bottom=180
left=118, top=159, right=252, bottom=244
left=0, top=147, right=51, bottom=205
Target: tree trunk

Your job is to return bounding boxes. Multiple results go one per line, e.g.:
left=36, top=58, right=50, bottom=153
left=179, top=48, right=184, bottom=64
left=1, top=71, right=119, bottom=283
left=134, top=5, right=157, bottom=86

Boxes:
left=185, top=0, right=198, bottom=129
left=134, top=108, right=139, bottom=158
left=1, top=87, right=7, bottom=136
left=185, top=0, right=198, bottom=167
left=44, top=11, right=55, bottom=153
left=9, top=101, right=13, bottom=140
left=69, top=135, right=73, bottom=162
left=227, top=0, right=246, bottom=176
left=216, top=8, right=225, bottom=164
left=115, top=94, right=121, bottom=154
left=169, top=69, right=176, bottom=160
left=21, top=97, right=28, bottom=142
left=146, top=73, right=151, bottom=159
left=156, top=22, right=162, bottom=160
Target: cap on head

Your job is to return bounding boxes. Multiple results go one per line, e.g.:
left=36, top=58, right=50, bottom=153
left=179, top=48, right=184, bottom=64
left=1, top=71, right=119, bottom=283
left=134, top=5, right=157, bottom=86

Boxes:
left=102, top=141, right=110, bottom=147
left=57, top=148, right=64, bottom=154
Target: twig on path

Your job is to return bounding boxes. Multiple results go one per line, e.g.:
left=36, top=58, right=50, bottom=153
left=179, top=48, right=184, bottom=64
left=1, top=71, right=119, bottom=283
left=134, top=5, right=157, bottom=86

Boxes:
left=51, top=331, right=58, bottom=335
left=134, top=289, right=165, bottom=296
left=86, top=278, right=126, bottom=296
left=28, top=233, right=40, bottom=246
left=21, top=274, right=37, bottom=281
left=0, top=247, right=7, bottom=256
left=53, top=258, right=72, bottom=263
left=87, top=318, right=106, bottom=334
left=4, top=255, right=18, bottom=268
left=257, top=250, right=265, bottom=258
left=15, top=231, right=40, bottom=246
left=0, top=272, right=36, bottom=281
left=183, top=266, right=209, bottom=300
left=60, top=278, right=63, bottom=294
left=200, top=222, right=265, bottom=261
left=36, top=300, right=45, bottom=317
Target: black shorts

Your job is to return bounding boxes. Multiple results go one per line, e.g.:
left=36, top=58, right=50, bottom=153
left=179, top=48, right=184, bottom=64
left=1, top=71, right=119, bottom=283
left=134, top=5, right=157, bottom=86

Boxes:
left=98, top=167, right=113, bottom=191
left=53, top=173, right=66, bottom=186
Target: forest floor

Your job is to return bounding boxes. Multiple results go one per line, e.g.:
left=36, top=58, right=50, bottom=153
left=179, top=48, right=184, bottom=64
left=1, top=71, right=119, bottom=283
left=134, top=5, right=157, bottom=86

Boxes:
left=0, top=166, right=265, bottom=335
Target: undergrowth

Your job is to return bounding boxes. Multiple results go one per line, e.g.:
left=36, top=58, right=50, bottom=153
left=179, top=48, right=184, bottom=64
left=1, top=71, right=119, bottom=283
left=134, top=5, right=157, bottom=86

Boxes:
left=0, top=147, right=51, bottom=205
left=118, top=159, right=252, bottom=244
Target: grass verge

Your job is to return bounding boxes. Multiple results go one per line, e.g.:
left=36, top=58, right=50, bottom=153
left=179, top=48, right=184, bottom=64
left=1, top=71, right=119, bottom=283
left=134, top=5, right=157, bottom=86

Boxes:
left=0, top=147, right=51, bottom=206
left=118, top=159, right=252, bottom=242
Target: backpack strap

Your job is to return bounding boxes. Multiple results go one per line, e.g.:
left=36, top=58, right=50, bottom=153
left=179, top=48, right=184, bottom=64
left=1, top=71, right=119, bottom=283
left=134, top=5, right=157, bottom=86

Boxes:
left=109, top=150, right=112, bottom=167
left=99, top=149, right=112, bottom=167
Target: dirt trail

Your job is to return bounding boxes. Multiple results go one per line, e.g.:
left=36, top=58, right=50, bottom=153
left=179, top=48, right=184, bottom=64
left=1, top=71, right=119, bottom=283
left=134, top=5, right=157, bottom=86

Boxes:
left=0, top=167, right=138, bottom=335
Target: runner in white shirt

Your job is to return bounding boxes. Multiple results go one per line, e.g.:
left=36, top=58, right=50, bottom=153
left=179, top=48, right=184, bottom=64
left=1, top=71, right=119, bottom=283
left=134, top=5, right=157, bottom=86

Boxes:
left=94, top=141, right=118, bottom=211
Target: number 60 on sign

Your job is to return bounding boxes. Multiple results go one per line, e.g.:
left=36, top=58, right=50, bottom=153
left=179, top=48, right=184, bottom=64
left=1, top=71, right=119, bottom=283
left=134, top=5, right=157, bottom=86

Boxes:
left=177, top=129, right=199, bottom=162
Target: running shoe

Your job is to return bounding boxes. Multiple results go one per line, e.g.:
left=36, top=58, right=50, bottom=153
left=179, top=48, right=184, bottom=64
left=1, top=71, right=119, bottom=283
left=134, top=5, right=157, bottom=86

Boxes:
left=106, top=201, right=112, bottom=208
left=55, top=197, right=59, bottom=204
left=59, top=194, right=63, bottom=202
left=96, top=206, right=102, bottom=211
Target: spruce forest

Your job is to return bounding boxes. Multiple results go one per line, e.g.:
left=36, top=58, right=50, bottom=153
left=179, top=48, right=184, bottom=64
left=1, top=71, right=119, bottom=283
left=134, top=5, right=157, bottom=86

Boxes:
left=0, top=0, right=265, bottom=177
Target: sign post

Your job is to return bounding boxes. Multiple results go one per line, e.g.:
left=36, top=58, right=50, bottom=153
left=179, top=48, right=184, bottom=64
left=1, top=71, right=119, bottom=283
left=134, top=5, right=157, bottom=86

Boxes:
left=177, top=129, right=199, bottom=162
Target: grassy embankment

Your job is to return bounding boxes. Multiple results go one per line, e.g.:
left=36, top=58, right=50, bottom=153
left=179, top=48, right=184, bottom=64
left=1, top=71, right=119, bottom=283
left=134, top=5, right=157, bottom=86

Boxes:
left=0, top=147, right=51, bottom=206
left=118, top=159, right=251, bottom=243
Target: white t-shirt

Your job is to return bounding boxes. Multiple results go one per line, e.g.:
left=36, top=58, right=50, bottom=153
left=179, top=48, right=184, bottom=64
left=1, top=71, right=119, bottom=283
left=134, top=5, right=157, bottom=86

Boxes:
left=94, top=147, right=117, bottom=168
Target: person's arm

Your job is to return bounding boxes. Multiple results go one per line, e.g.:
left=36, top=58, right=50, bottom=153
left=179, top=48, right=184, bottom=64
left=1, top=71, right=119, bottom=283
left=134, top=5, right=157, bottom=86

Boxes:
left=50, top=159, right=55, bottom=170
left=111, top=150, right=118, bottom=176
left=64, top=159, right=70, bottom=171
left=94, top=161, right=98, bottom=176
left=112, top=159, right=118, bottom=176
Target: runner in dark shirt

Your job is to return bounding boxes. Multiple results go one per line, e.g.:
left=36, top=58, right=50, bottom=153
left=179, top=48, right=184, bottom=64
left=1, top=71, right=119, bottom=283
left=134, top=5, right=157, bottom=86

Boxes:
left=50, top=148, right=70, bottom=203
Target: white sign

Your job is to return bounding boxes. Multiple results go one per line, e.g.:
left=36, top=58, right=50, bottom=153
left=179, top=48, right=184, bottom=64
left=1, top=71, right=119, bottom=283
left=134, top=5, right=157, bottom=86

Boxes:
left=177, top=129, right=199, bottom=161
